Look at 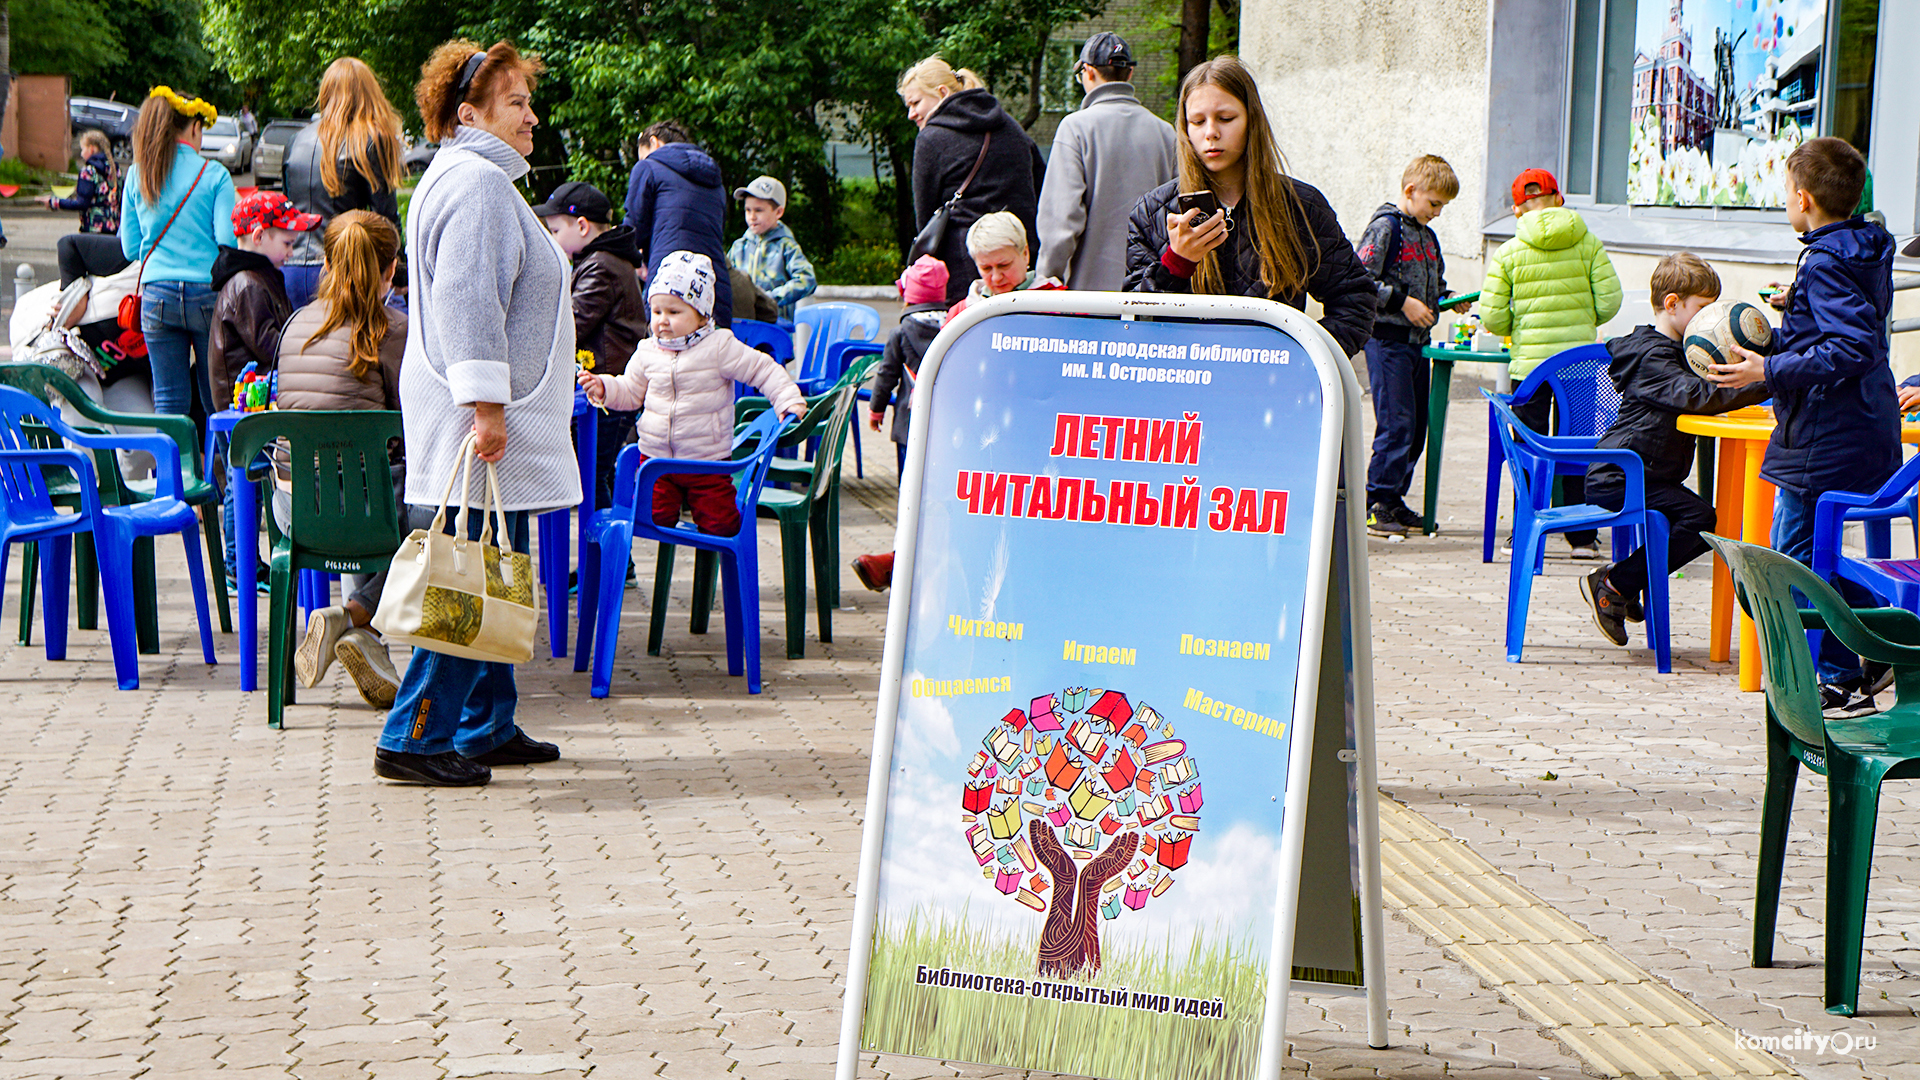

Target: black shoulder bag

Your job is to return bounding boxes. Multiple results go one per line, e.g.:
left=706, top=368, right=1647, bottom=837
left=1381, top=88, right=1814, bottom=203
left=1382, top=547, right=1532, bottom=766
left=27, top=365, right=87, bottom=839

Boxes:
left=909, top=132, right=991, bottom=260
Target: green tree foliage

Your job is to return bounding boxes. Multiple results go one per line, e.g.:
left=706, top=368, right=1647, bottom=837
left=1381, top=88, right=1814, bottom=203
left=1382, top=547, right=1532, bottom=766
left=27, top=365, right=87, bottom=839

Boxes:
left=10, top=0, right=124, bottom=83
left=201, top=0, right=1109, bottom=260
left=11, top=0, right=219, bottom=105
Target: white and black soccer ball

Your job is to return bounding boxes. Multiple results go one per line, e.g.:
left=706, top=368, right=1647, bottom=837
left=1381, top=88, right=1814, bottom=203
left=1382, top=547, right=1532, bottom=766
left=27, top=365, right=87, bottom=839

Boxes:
left=1684, top=299, right=1774, bottom=378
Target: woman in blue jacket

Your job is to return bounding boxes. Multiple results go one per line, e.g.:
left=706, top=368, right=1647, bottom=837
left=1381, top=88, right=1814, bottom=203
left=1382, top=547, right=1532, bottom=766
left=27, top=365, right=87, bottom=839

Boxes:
left=120, top=87, right=238, bottom=419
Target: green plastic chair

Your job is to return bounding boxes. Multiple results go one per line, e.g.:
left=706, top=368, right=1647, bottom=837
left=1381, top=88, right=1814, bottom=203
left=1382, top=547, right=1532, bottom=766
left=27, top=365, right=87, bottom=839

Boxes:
left=1703, top=534, right=1920, bottom=1016
left=229, top=411, right=404, bottom=729
left=0, top=363, right=231, bottom=647
left=757, top=382, right=860, bottom=658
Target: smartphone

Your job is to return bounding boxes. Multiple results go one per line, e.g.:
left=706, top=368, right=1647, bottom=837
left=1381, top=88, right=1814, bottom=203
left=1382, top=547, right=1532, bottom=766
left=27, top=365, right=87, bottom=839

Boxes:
left=1175, top=190, right=1220, bottom=224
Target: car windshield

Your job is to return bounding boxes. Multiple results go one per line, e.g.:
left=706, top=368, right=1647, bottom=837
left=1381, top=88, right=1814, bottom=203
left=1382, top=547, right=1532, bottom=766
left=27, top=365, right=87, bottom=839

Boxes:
left=208, top=118, right=237, bottom=136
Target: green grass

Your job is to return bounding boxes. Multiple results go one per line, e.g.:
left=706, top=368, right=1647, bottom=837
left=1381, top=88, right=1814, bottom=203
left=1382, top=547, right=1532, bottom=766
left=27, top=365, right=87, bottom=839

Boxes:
left=862, top=904, right=1269, bottom=1078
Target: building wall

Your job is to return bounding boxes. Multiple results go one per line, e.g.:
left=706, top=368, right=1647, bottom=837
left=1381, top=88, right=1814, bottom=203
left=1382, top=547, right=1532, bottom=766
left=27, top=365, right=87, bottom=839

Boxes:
left=1239, top=0, right=1495, bottom=301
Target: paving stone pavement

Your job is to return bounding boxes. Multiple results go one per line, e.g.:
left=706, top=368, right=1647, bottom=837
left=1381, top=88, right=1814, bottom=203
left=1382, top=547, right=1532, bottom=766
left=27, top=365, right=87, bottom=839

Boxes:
left=0, top=392, right=1914, bottom=1078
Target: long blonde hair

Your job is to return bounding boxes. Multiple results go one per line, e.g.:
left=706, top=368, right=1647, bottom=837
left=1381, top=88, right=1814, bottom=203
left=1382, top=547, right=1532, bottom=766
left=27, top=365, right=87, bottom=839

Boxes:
left=315, top=57, right=405, bottom=197
left=132, top=94, right=200, bottom=204
left=898, top=55, right=984, bottom=99
left=1175, top=56, right=1312, bottom=299
left=307, top=210, right=400, bottom=380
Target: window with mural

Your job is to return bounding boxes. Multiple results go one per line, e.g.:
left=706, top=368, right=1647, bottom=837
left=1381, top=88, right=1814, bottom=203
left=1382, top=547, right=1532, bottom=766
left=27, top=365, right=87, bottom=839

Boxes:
left=1565, top=0, right=1879, bottom=209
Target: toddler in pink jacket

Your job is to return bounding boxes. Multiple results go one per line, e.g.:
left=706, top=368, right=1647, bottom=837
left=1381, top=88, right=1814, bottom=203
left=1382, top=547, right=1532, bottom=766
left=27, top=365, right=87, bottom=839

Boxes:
left=578, top=250, right=806, bottom=535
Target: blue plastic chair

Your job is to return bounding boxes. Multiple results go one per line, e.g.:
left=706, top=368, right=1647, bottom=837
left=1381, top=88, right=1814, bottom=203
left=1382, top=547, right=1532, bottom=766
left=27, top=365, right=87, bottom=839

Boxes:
left=1812, top=452, right=1920, bottom=611
left=0, top=386, right=215, bottom=689
left=1485, top=391, right=1671, bottom=672
left=1482, top=344, right=1621, bottom=562
left=794, top=302, right=881, bottom=395
left=733, top=319, right=799, bottom=402
left=574, top=410, right=792, bottom=697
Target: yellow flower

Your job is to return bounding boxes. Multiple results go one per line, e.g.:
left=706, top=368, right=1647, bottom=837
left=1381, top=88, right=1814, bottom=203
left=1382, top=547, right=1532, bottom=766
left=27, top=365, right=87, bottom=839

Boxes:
left=576, top=349, right=596, bottom=372
left=148, top=86, right=216, bottom=126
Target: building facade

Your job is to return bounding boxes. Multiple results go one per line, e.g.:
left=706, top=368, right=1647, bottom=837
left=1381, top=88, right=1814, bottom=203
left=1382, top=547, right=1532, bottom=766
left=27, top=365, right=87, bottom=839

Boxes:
left=1241, top=0, right=1918, bottom=370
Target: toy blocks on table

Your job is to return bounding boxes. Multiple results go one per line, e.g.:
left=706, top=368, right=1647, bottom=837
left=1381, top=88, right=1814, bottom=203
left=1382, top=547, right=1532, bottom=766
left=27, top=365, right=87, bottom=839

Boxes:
left=1124, top=884, right=1149, bottom=910
left=1046, top=804, right=1072, bottom=827
left=1090, top=689, right=1133, bottom=727
left=1045, top=744, right=1083, bottom=789
left=1102, top=749, right=1138, bottom=792
left=1069, top=778, right=1112, bottom=821
left=1029, top=694, right=1063, bottom=732
left=987, top=799, right=1021, bottom=840
left=963, top=783, right=993, bottom=814
left=1063, top=687, right=1089, bottom=711
left=1067, top=719, right=1109, bottom=764
left=1067, top=821, right=1098, bottom=848
left=1178, top=783, right=1203, bottom=814
left=995, top=867, right=1022, bottom=894
left=1157, top=835, right=1191, bottom=870
left=1161, top=756, right=1196, bottom=786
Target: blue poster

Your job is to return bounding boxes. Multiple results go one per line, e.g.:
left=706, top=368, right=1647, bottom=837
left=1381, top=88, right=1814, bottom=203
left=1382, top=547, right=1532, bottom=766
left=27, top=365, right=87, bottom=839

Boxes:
left=857, top=305, right=1341, bottom=1080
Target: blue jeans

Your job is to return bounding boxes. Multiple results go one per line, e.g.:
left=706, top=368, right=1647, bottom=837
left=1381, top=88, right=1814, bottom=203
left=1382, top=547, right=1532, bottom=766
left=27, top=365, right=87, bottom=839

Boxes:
left=1772, top=486, right=1875, bottom=685
left=378, top=506, right=533, bottom=757
left=1365, top=338, right=1428, bottom=504
left=140, top=281, right=215, bottom=418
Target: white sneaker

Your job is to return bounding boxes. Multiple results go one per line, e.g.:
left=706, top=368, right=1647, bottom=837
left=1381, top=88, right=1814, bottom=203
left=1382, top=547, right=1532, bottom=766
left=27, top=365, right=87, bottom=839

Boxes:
left=296, top=606, right=351, bottom=688
left=1568, top=542, right=1603, bottom=560
left=335, top=628, right=401, bottom=709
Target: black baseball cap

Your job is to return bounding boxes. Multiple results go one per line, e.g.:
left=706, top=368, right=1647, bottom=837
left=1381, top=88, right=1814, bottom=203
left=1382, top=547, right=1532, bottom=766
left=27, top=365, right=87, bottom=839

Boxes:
left=534, top=181, right=613, bottom=224
left=1077, top=32, right=1134, bottom=71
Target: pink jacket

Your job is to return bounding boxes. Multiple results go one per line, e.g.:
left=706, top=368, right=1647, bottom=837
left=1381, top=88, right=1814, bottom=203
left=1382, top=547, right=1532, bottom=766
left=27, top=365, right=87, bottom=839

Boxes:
left=598, top=328, right=805, bottom=461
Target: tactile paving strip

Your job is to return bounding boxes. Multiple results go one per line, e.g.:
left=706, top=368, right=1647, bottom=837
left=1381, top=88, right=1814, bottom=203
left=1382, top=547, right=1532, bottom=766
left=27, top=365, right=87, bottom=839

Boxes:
left=1378, top=795, right=1791, bottom=1078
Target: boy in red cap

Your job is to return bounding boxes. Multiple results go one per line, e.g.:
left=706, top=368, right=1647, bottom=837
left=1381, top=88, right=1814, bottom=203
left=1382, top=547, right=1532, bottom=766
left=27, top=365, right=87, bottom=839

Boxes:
left=210, top=191, right=319, bottom=588
left=1480, top=168, right=1622, bottom=557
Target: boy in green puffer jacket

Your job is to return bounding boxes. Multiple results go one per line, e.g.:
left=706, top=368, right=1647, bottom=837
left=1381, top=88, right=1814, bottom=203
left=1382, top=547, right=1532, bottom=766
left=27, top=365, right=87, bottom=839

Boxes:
left=1482, top=168, right=1623, bottom=556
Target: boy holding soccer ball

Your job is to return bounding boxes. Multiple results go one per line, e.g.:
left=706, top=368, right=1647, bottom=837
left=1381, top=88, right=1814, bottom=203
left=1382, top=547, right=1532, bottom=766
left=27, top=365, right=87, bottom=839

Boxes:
left=1580, top=254, right=1770, bottom=650
left=1705, top=136, right=1899, bottom=718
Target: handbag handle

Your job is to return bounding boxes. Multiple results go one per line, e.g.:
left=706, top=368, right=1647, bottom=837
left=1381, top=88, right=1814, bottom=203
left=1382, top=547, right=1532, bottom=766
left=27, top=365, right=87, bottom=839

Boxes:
left=134, top=160, right=212, bottom=296
left=426, top=432, right=510, bottom=547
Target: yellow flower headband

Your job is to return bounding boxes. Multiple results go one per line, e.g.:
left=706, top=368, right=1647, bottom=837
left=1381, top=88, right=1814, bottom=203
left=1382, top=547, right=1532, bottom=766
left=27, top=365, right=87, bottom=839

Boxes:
left=149, top=86, right=217, bottom=126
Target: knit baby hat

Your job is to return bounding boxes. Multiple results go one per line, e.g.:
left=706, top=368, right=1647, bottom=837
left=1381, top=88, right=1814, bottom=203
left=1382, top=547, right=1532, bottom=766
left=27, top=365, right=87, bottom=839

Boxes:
left=898, top=254, right=950, bottom=305
left=648, top=250, right=716, bottom=319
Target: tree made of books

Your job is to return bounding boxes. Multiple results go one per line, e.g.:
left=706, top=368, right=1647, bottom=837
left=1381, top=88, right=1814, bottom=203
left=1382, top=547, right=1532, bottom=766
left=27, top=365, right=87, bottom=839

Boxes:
left=961, top=687, right=1203, bottom=978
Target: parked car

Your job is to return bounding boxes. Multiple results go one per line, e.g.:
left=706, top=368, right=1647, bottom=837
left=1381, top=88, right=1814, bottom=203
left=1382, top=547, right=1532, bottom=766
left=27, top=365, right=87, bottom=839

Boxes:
left=251, top=119, right=309, bottom=189
left=404, top=141, right=438, bottom=175
left=199, top=116, right=253, bottom=174
left=69, top=96, right=135, bottom=163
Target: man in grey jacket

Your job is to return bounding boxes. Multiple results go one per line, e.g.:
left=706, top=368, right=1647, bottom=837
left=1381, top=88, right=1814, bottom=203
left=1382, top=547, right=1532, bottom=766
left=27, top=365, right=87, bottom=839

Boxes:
left=1035, top=33, right=1178, bottom=291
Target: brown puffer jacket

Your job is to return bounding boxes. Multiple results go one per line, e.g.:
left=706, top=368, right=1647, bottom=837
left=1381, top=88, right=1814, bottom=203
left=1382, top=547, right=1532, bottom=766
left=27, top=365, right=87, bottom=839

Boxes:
left=276, top=301, right=406, bottom=412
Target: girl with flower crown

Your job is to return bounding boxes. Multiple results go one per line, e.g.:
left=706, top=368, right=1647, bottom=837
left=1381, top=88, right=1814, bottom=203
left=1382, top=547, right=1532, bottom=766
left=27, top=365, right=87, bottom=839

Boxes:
left=119, top=86, right=238, bottom=420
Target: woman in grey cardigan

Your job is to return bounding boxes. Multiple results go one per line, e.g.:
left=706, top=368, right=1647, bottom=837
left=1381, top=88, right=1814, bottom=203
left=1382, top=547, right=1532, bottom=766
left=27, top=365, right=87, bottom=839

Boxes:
left=374, top=40, right=581, bottom=788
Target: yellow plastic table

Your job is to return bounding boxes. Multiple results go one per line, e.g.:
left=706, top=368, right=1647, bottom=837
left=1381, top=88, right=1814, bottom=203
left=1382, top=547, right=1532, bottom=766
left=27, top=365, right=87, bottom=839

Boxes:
left=1418, top=345, right=1510, bottom=535
left=1677, top=408, right=1920, bottom=691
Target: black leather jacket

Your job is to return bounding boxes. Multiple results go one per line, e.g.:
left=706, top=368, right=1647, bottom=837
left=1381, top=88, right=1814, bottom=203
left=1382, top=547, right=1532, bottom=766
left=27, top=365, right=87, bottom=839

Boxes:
left=1123, top=176, right=1375, bottom=357
left=282, top=124, right=403, bottom=266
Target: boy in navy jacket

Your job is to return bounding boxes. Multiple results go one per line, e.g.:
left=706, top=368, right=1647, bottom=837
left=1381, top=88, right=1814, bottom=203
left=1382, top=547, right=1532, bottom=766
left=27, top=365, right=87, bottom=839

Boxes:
left=1708, top=137, right=1898, bottom=717
left=1581, top=254, right=1768, bottom=647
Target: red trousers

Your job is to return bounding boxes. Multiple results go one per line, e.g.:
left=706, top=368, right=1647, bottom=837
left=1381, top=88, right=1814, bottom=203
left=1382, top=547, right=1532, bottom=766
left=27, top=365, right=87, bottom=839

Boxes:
left=645, top=461, right=740, bottom=537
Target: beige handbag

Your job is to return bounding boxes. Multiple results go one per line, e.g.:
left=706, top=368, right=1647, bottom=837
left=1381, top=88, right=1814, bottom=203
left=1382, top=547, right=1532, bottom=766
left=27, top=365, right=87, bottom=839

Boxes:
left=372, top=434, right=539, bottom=663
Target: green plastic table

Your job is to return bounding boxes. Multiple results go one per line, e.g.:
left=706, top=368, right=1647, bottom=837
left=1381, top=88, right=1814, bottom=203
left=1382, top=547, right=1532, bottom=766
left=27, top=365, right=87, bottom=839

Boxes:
left=1417, top=345, right=1511, bottom=535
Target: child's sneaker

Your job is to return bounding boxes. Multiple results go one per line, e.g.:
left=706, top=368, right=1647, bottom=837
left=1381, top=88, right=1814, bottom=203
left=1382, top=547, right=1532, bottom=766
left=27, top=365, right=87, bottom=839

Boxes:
left=1366, top=503, right=1405, bottom=538
left=1568, top=541, right=1603, bottom=560
left=1820, top=680, right=1878, bottom=720
left=1579, top=565, right=1629, bottom=646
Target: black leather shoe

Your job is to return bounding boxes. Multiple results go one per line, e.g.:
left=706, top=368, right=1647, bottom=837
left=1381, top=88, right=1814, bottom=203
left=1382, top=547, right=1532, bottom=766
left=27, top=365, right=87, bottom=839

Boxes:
left=466, top=730, right=561, bottom=766
left=374, top=748, right=491, bottom=786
